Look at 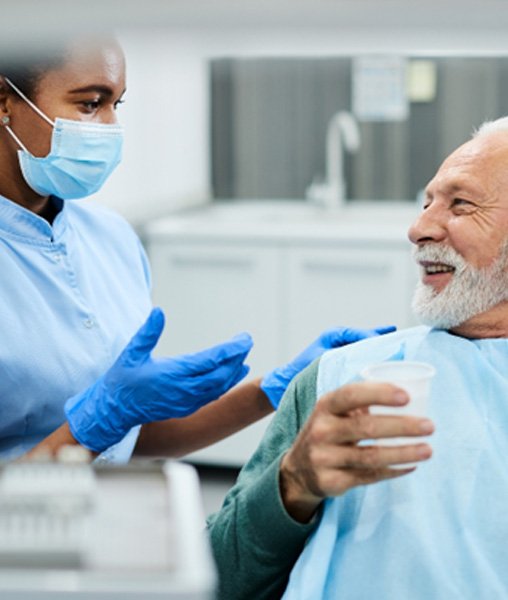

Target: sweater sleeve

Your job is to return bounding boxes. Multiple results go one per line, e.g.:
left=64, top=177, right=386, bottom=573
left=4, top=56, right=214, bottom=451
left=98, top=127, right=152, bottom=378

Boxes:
left=207, top=359, right=320, bottom=600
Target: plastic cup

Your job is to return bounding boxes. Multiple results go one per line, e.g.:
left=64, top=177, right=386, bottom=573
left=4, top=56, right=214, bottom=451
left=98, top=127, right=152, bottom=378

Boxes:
left=361, top=361, right=435, bottom=459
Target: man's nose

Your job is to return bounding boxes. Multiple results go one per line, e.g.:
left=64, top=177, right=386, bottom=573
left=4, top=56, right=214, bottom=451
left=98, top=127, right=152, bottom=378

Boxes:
left=407, top=204, right=448, bottom=245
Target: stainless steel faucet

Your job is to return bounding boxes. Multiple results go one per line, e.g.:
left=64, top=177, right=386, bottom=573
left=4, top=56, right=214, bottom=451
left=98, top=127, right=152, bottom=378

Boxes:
left=306, top=111, right=361, bottom=209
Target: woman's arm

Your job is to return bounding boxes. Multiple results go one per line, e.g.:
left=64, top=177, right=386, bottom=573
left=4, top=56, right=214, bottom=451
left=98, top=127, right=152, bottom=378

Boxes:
left=23, top=324, right=394, bottom=460
left=22, top=378, right=272, bottom=460
left=24, top=422, right=82, bottom=459
left=134, top=378, right=274, bottom=458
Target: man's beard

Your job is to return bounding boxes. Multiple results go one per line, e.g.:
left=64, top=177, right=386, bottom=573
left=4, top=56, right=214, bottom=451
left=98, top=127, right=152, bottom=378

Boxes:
left=412, top=241, right=508, bottom=329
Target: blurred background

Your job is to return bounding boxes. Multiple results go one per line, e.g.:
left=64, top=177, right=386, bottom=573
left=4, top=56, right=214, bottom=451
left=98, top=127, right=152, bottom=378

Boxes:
left=5, top=0, right=508, bottom=508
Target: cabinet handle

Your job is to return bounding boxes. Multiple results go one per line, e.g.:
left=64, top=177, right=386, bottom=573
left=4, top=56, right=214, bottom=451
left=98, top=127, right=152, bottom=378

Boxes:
left=301, top=261, right=389, bottom=275
left=170, top=256, right=254, bottom=269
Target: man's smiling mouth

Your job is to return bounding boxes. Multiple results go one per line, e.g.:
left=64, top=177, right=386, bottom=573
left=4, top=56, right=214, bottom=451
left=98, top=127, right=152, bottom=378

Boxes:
left=420, top=261, right=456, bottom=275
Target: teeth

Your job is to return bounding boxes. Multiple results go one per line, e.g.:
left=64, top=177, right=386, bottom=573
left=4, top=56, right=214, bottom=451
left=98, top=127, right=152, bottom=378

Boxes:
left=424, top=264, right=454, bottom=274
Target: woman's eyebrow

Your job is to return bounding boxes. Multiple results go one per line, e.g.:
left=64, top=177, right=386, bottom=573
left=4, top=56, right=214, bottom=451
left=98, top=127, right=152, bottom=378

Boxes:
left=67, top=84, right=115, bottom=96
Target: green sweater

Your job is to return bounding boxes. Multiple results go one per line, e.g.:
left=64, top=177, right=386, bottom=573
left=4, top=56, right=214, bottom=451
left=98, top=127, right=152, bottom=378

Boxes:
left=207, top=360, right=321, bottom=600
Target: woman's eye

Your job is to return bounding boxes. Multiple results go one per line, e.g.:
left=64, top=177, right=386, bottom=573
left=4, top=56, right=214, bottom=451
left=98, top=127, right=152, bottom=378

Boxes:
left=82, top=100, right=100, bottom=111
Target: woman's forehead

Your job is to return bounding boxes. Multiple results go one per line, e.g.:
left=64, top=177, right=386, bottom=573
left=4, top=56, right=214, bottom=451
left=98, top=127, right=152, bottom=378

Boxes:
left=65, top=37, right=124, bottom=69
left=37, top=39, right=125, bottom=92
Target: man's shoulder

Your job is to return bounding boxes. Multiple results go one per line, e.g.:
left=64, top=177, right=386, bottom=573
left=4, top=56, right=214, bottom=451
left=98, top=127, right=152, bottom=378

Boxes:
left=328, top=325, right=431, bottom=360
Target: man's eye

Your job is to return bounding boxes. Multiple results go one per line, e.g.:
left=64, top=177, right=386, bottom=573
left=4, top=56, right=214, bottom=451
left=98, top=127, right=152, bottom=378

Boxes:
left=452, top=198, right=476, bottom=212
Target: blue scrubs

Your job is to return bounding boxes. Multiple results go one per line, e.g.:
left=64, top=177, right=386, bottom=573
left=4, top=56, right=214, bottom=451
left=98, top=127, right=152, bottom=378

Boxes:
left=0, top=195, right=152, bottom=461
left=283, top=327, right=508, bottom=599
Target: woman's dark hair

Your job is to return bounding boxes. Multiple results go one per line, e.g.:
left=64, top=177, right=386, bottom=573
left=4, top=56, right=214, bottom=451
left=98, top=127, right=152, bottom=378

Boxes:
left=0, top=34, right=117, bottom=100
left=0, top=47, right=67, bottom=100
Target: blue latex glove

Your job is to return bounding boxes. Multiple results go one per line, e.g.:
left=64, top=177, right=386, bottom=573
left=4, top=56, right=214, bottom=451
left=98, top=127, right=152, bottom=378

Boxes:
left=260, top=325, right=396, bottom=409
left=65, top=307, right=253, bottom=452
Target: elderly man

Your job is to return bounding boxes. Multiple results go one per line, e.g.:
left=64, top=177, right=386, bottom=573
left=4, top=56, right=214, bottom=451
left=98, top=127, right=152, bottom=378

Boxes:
left=207, top=117, right=508, bottom=599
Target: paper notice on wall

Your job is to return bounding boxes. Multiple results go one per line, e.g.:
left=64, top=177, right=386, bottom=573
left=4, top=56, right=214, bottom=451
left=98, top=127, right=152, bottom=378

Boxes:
left=407, top=60, right=437, bottom=102
left=352, top=56, right=409, bottom=122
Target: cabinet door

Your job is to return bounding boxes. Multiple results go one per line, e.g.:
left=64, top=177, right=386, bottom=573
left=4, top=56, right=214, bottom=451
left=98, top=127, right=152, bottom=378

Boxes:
left=283, top=245, right=418, bottom=361
left=148, top=240, right=282, bottom=372
left=147, top=240, right=281, bottom=466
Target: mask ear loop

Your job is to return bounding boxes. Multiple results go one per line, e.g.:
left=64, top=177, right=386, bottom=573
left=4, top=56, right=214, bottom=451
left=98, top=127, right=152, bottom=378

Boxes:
left=4, top=78, right=55, bottom=127
left=3, top=122, right=29, bottom=152
left=2, top=78, right=55, bottom=153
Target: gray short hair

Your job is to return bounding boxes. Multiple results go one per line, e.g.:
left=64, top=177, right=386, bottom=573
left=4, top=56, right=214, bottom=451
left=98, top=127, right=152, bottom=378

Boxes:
left=473, top=116, right=508, bottom=138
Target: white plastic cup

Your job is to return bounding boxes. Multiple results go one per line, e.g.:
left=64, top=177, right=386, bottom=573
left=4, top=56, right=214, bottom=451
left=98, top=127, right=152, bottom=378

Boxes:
left=361, top=361, right=435, bottom=450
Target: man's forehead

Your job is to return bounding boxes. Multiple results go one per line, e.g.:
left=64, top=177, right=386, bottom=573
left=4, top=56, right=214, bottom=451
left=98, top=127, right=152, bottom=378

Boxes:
left=427, top=133, right=508, bottom=194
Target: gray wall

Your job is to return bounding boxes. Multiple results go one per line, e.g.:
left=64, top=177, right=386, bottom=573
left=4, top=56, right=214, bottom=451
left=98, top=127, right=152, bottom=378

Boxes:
left=211, top=56, right=508, bottom=202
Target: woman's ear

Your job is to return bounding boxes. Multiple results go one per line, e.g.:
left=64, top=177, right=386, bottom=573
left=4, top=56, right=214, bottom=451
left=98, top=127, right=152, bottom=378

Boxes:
left=0, top=77, right=11, bottom=123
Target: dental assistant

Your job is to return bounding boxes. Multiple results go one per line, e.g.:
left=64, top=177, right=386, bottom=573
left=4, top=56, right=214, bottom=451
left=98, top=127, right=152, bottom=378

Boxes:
left=0, top=36, right=394, bottom=462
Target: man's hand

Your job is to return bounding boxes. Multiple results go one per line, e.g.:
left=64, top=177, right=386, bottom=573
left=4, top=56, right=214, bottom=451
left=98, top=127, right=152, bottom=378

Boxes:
left=279, top=382, right=434, bottom=522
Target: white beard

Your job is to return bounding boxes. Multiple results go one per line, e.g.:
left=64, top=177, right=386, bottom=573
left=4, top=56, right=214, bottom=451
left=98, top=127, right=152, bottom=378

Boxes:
left=411, top=242, right=508, bottom=329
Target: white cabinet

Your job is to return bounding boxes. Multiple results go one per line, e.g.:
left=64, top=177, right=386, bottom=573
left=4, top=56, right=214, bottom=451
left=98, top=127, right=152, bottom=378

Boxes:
left=148, top=241, right=282, bottom=376
left=143, top=202, right=419, bottom=467
left=283, top=245, right=418, bottom=357
left=147, top=240, right=281, bottom=466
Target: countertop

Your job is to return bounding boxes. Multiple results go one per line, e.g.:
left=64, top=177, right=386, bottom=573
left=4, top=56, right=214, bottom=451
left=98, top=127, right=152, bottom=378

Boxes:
left=142, top=200, right=420, bottom=247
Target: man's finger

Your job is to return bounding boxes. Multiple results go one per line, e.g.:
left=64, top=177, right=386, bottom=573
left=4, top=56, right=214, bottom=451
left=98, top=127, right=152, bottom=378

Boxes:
left=323, top=382, right=409, bottom=415
left=324, top=464, right=416, bottom=496
left=334, top=413, right=434, bottom=444
left=334, top=442, right=432, bottom=470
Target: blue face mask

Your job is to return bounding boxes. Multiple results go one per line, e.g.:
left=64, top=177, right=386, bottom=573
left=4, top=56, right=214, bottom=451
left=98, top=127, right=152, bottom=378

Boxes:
left=4, top=78, right=123, bottom=200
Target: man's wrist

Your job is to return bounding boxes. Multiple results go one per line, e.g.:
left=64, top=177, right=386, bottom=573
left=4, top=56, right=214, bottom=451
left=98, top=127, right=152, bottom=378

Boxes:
left=279, top=452, right=323, bottom=523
